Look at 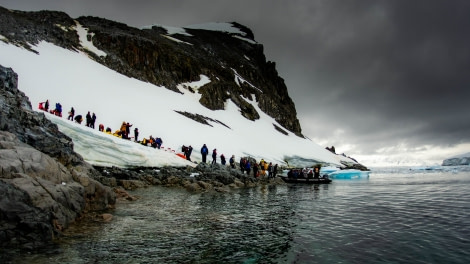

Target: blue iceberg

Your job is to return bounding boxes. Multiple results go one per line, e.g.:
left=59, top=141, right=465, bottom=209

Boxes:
left=327, top=169, right=370, bottom=179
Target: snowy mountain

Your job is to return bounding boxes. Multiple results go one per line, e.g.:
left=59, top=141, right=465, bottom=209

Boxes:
left=442, top=152, right=470, bottom=166
left=0, top=7, right=361, bottom=169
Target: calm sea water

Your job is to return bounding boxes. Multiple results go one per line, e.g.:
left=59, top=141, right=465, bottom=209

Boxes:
left=6, top=166, right=470, bottom=263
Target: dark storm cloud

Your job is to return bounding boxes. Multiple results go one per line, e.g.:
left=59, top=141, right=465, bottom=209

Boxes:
left=285, top=0, right=470, bottom=154
left=1, top=0, right=470, bottom=159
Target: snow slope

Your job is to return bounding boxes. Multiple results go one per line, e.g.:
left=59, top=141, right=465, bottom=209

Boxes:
left=0, top=32, right=353, bottom=168
left=47, top=114, right=194, bottom=168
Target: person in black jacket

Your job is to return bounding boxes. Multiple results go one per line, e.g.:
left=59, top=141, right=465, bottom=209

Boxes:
left=220, top=154, right=226, bottom=165
left=185, top=145, right=193, bottom=161
left=253, top=162, right=259, bottom=177
left=91, top=113, right=96, bottom=129
left=44, top=100, right=49, bottom=112
left=134, top=128, right=139, bottom=142
left=74, top=114, right=83, bottom=124
left=211, top=149, right=217, bottom=164
left=86, top=112, right=92, bottom=127
left=67, top=107, right=74, bottom=121
left=125, top=122, right=132, bottom=139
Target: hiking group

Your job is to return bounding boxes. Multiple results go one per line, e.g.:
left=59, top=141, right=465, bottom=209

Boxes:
left=199, top=143, right=279, bottom=179
left=39, top=100, right=62, bottom=117
left=39, top=99, right=164, bottom=149
left=39, top=99, right=279, bottom=177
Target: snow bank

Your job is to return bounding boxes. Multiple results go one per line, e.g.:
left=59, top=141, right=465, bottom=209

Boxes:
left=47, top=114, right=194, bottom=168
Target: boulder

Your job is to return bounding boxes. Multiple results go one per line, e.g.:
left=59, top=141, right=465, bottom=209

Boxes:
left=0, top=181, right=53, bottom=250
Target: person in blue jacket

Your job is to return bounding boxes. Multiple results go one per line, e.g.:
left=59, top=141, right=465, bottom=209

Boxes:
left=245, top=160, right=251, bottom=175
left=155, top=137, right=162, bottom=149
left=54, top=102, right=62, bottom=116
left=229, top=155, right=235, bottom=168
left=200, top=144, right=208, bottom=163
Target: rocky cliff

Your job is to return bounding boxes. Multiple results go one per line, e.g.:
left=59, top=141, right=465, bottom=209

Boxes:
left=0, top=7, right=302, bottom=136
left=0, top=65, right=115, bottom=249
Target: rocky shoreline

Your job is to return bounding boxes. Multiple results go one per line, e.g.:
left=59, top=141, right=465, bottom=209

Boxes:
left=94, top=163, right=285, bottom=193
left=0, top=65, right=284, bottom=251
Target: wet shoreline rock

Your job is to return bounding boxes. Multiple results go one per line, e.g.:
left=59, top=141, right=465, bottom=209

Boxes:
left=93, top=162, right=285, bottom=193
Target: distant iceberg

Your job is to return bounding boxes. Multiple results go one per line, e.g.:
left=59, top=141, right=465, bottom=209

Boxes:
left=442, top=152, right=470, bottom=166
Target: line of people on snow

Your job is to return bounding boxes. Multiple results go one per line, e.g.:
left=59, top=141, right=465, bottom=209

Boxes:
left=71, top=110, right=97, bottom=129
left=39, top=99, right=165, bottom=150
left=140, top=135, right=163, bottom=149
left=39, top=100, right=96, bottom=130
left=39, top=100, right=279, bottom=173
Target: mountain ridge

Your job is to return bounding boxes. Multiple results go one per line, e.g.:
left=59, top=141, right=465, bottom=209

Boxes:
left=0, top=7, right=302, bottom=136
left=442, top=152, right=470, bottom=166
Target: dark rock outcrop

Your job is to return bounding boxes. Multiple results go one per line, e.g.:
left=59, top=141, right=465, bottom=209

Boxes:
left=0, top=59, right=78, bottom=166
left=0, top=7, right=302, bottom=136
left=0, top=180, right=52, bottom=250
left=0, top=65, right=116, bottom=249
left=93, top=161, right=283, bottom=193
left=340, top=161, right=369, bottom=171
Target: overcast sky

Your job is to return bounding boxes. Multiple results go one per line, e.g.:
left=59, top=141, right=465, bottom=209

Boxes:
left=2, top=0, right=469, bottom=166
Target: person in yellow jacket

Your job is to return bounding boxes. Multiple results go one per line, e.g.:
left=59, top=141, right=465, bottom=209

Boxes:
left=113, top=130, right=122, bottom=138
left=141, top=138, right=148, bottom=146
left=260, top=159, right=266, bottom=177
left=120, top=121, right=127, bottom=138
